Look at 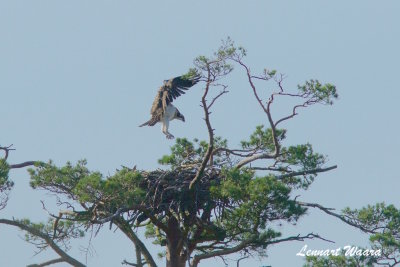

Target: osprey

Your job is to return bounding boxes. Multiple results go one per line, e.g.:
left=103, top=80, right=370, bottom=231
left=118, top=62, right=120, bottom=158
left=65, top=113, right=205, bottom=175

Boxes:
left=139, top=74, right=200, bottom=139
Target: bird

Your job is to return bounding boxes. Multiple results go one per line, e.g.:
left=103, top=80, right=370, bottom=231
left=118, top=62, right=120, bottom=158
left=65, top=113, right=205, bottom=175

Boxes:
left=139, top=74, right=200, bottom=139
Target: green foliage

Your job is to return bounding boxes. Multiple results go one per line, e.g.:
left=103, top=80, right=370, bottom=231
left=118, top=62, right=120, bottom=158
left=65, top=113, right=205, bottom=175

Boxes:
left=2, top=39, right=345, bottom=266
left=240, top=125, right=286, bottom=152
left=23, top=121, right=332, bottom=263
left=0, top=159, right=13, bottom=210
left=298, top=79, right=338, bottom=105
left=158, top=137, right=227, bottom=169
left=210, top=168, right=306, bottom=247
left=18, top=218, right=84, bottom=249
left=344, top=203, right=400, bottom=258
left=0, top=159, right=13, bottom=191
left=280, top=143, right=326, bottom=189
left=344, top=203, right=400, bottom=229
left=240, top=125, right=326, bottom=189
left=158, top=138, right=197, bottom=167
left=305, top=203, right=400, bottom=266
left=304, top=253, right=372, bottom=267
left=154, top=125, right=325, bottom=257
left=155, top=123, right=328, bottom=253
left=29, top=159, right=90, bottom=193
left=181, top=68, right=200, bottom=80
left=145, top=223, right=166, bottom=246
left=285, top=144, right=324, bottom=168
left=194, top=37, right=241, bottom=80
left=263, top=68, right=277, bottom=79
left=29, top=160, right=146, bottom=209
left=210, top=168, right=254, bottom=201
left=103, top=168, right=146, bottom=207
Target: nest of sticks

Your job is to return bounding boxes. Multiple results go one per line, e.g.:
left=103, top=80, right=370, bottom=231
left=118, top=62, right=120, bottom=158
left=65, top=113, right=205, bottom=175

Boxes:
left=138, top=167, right=221, bottom=219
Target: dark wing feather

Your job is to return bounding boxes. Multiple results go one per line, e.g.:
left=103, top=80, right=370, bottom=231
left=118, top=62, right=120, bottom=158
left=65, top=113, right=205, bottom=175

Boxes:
left=150, top=74, right=200, bottom=115
left=170, top=75, right=201, bottom=90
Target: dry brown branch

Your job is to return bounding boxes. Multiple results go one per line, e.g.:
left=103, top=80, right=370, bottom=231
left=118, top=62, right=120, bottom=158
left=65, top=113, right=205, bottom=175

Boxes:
left=189, top=67, right=214, bottom=190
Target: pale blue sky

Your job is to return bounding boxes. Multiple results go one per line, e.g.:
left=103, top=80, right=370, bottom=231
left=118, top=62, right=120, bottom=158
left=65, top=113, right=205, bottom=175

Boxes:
left=1, top=1, right=400, bottom=266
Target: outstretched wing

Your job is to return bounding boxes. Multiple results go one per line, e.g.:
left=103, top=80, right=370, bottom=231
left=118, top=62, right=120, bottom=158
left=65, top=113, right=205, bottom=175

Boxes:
left=150, top=74, right=200, bottom=115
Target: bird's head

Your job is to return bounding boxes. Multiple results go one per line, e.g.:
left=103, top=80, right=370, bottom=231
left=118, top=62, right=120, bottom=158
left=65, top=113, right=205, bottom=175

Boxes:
left=176, top=111, right=185, bottom=122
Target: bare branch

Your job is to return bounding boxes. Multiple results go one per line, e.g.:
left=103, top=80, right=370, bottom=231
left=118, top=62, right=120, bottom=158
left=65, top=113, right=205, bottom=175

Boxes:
left=10, top=161, right=38, bottom=169
left=192, top=232, right=331, bottom=267
left=0, top=144, right=15, bottom=160
left=298, top=201, right=376, bottom=234
left=213, top=147, right=260, bottom=158
left=114, top=218, right=157, bottom=267
left=122, top=259, right=142, bottom=267
left=192, top=237, right=255, bottom=267
left=0, top=219, right=85, bottom=267
left=0, top=144, right=41, bottom=169
left=235, top=152, right=275, bottom=169
left=190, top=67, right=214, bottom=190
left=267, top=232, right=334, bottom=245
left=207, top=84, right=229, bottom=110
left=274, top=103, right=307, bottom=127
left=275, top=165, right=337, bottom=180
left=236, top=255, right=249, bottom=267
left=27, top=258, right=64, bottom=267
left=249, top=166, right=289, bottom=172
left=231, top=58, right=281, bottom=167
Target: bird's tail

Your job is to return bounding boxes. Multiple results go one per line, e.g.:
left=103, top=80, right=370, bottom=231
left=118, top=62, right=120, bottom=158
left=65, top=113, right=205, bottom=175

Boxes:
left=139, top=119, right=157, bottom=127
left=139, top=120, right=151, bottom=127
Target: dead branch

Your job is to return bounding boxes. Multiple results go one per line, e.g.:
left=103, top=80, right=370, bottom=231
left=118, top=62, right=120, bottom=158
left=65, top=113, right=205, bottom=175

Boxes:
left=0, top=144, right=15, bottom=160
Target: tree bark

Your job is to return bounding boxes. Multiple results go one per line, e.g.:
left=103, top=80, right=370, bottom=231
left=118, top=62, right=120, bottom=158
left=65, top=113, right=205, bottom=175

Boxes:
left=166, top=244, right=186, bottom=267
left=165, top=216, right=186, bottom=267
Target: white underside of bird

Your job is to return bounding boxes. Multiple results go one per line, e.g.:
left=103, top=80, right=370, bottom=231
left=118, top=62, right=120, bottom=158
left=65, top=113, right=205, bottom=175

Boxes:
left=162, top=104, right=179, bottom=139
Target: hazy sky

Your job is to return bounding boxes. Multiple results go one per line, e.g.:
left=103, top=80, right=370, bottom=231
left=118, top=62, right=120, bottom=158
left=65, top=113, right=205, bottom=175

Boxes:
left=1, top=1, right=399, bottom=266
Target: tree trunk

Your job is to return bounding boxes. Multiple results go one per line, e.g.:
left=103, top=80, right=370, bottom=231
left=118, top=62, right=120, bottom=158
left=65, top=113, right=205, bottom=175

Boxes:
left=166, top=216, right=186, bottom=267
left=166, top=244, right=186, bottom=267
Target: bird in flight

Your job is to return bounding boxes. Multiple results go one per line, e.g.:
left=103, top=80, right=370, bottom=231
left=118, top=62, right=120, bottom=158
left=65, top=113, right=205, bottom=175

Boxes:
left=139, top=74, right=200, bottom=139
